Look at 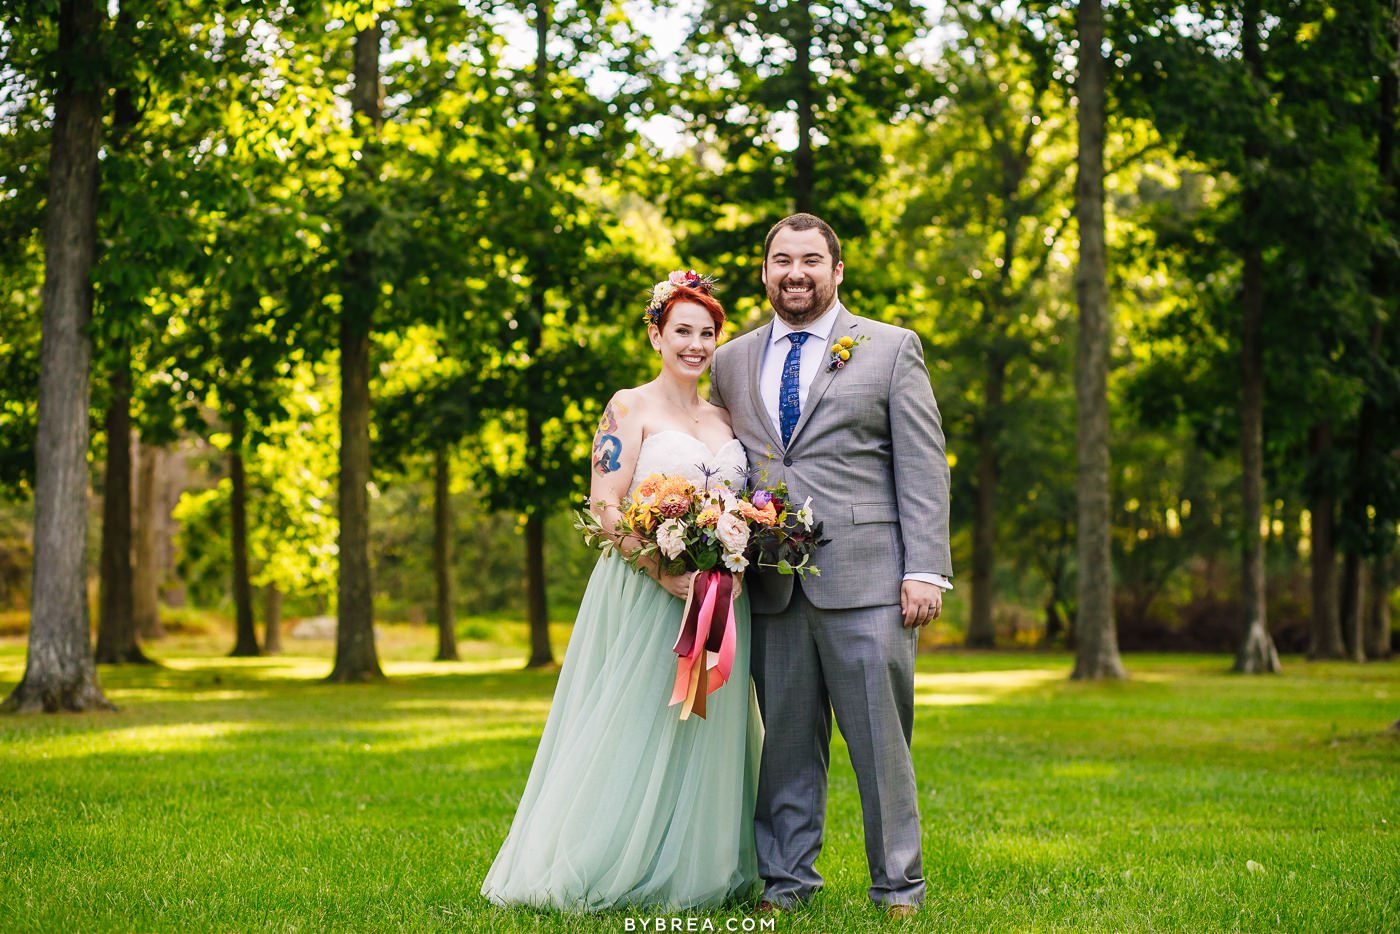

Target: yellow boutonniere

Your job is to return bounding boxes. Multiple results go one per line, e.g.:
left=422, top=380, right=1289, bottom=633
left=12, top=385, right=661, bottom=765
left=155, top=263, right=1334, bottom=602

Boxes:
left=828, top=334, right=868, bottom=372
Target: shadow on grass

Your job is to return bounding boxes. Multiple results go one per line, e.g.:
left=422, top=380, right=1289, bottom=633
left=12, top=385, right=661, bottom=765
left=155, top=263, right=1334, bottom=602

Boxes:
left=4, top=649, right=1398, bottom=780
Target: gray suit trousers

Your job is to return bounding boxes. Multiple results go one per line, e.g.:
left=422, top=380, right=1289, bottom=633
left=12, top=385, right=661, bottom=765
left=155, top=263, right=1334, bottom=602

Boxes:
left=751, top=579, right=924, bottom=907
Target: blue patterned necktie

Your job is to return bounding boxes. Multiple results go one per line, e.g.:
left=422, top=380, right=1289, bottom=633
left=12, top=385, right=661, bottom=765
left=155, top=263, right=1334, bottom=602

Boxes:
left=778, top=331, right=810, bottom=446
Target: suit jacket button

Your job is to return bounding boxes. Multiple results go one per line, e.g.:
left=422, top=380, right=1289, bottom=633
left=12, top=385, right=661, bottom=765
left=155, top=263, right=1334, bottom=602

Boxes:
left=782, top=456, right=793, bottom=466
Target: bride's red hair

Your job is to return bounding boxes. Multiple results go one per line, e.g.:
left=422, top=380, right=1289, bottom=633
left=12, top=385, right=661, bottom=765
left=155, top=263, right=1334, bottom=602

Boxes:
left=654, top=285, right=726, bottom=332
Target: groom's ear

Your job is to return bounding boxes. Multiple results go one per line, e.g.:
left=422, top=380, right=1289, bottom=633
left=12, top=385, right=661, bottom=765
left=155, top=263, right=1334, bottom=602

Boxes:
left=833, top=261, right=844, bottom=285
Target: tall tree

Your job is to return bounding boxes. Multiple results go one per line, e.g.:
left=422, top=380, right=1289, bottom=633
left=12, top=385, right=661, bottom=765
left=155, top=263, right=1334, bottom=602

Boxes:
left=1231, top=0, right=1280, bottom=674
left=93, top=24, right=148, bottom=663
left=521, top=0, right=556, bottom=669
left=1071, top=0, right=1126, bottom=679
left=329, top=16, right=386, bottom=682
left=3, top=0, right=114, bottom=712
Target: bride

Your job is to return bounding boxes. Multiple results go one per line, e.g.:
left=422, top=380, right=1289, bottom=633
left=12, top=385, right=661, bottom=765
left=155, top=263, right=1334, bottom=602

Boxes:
left=481, top=273, right=762, bottom=912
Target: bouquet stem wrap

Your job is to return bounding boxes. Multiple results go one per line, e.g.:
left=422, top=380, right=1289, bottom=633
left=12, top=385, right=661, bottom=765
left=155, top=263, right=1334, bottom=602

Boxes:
left=668, top=570, right=736, bottom=721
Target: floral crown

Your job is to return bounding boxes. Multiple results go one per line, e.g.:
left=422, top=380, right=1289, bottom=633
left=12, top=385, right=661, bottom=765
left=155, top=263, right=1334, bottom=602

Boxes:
left=644, top=269, right=719, bottom=326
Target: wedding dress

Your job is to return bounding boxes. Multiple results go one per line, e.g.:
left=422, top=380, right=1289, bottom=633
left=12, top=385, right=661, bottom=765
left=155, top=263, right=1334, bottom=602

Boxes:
left=481, top=430, right=761, bottom=912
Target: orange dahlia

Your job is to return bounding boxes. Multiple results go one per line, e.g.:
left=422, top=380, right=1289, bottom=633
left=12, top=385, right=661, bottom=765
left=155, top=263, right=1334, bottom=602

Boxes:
left=658, top=493, right=690, bottom=518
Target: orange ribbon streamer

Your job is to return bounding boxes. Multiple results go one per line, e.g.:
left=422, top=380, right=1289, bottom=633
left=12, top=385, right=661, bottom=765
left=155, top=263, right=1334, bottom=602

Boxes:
left=668, top=569, right=737, bottom=720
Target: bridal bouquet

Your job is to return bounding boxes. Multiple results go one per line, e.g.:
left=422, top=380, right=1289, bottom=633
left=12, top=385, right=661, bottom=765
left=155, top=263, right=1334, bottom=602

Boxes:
left=575, top=473, right=827, bottom=720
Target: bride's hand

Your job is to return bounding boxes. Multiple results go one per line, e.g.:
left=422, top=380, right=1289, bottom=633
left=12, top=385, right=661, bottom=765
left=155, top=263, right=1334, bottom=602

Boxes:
left=658, top=569, right=696, bottom=600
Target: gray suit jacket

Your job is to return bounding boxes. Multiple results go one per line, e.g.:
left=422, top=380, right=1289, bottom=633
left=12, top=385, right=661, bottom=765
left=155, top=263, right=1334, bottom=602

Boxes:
left=709, top=304, right=953, bottom=613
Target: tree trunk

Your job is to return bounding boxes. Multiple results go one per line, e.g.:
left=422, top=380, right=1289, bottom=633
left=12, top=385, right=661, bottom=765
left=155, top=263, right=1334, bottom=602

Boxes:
left=1367, top=5, right=1398, bottom=668
left=331, top=311, right=381, bottom=680
left=793, top=0, right=815, bottom=213
left=1235, top=241, right=1280, bottom=674
left=1366, top=553, right=1391, bottom=660
left=94, top=0, right=150, bottom=667
left=1233, top=0, right=1280, bottom=675
left=1042, top=588, right=1065, bottom=649
left=1041, top=537, right=1070, bottom=649
left=94, top=28, right=148, bottom=667
left=521, top=321, right=552, bottom=669
left=525, top=509, right=553, bottom=668
left=3, top=0, right=114, bottom=713
left=329, top=20, right=385, bottom=683
left=1340, top=552, right=1366, bottom=660
left=133, top=441, right=164, bottom=639
left=520, top=324, right=551, bottom=669
left=157, top=445, right=188, bottom=609
left=966, top=358, right=1003, bottom=648
left=433, top=446, right=459, bottom=661
left=263, top=584, right=283, bottom=654
left=1071, top=0, right=1125, bottom=681
left=1307, top=422, right=1344, bottom=658
left=95, top=343, right=149, bottom=664
left=228, top=434, right=259, bottom=657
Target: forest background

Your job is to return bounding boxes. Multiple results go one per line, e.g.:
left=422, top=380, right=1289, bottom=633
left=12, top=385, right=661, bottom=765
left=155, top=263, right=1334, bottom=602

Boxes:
left=2, top=0, right=1400, bottom=692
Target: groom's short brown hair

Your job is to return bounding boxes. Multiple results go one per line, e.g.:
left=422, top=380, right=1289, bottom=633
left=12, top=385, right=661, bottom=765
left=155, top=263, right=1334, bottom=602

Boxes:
left=763, top=213, right=842, bottom=266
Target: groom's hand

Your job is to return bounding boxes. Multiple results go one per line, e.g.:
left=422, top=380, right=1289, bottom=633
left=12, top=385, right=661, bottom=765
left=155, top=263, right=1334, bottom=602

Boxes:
left=900, top=580, right=943, bottom=629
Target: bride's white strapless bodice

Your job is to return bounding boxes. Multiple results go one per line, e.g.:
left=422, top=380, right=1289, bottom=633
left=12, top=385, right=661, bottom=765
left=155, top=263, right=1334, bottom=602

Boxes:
left=628, top=429, right=748, bottom=498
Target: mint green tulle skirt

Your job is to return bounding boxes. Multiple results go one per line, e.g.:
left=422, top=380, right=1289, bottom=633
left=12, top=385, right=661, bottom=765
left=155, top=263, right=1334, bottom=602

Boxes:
left=481, top=555, right=762, bottom=912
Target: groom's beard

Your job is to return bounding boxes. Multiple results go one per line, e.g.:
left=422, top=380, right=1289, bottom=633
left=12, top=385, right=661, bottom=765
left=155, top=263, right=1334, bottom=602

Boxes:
left=766, top=274, right=837, bottom=327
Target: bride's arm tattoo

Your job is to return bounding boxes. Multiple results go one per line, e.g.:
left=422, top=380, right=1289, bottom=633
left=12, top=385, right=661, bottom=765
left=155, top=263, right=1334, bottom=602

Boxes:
left=592, top=400, right=626, bottom=476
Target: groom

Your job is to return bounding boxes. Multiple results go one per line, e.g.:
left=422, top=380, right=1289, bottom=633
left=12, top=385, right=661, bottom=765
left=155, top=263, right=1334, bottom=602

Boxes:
left=708, top=213, right=952, bottom=915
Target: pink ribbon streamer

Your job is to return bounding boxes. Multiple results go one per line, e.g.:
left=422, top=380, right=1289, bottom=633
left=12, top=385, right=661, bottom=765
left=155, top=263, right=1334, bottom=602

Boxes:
left=668, top=569, right=737, bottom=720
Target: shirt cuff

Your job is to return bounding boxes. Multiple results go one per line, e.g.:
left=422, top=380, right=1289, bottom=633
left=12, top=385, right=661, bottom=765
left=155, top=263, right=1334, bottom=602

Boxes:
left=904, top=572, right=952, bottom=591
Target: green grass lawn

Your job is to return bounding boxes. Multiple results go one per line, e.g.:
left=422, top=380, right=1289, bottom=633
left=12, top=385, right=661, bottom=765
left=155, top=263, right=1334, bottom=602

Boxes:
left=1, top=623, right=1397, bottom=933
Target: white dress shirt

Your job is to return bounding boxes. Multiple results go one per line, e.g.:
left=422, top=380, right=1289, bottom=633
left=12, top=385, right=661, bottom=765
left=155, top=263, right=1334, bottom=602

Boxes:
left=760, top=300, right=952, bottom=593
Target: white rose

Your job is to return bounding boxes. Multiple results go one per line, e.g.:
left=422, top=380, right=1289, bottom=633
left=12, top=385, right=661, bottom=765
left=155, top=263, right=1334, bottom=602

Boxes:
left=796, top=496, right=814, bottom=531
left=715, top=512, right=749, bottom=554
left=656, top=519, right=687, bottom=560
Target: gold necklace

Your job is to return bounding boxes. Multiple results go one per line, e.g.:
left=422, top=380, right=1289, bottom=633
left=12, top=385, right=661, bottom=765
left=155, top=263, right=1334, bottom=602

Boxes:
left=671, top=398, right=702, bottom=424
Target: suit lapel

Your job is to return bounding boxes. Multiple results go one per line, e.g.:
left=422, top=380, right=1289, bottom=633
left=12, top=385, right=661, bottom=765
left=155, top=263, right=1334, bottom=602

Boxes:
left=787, top=305, right=857, bottom=448
left=746, top=321, right=783, bottom=452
